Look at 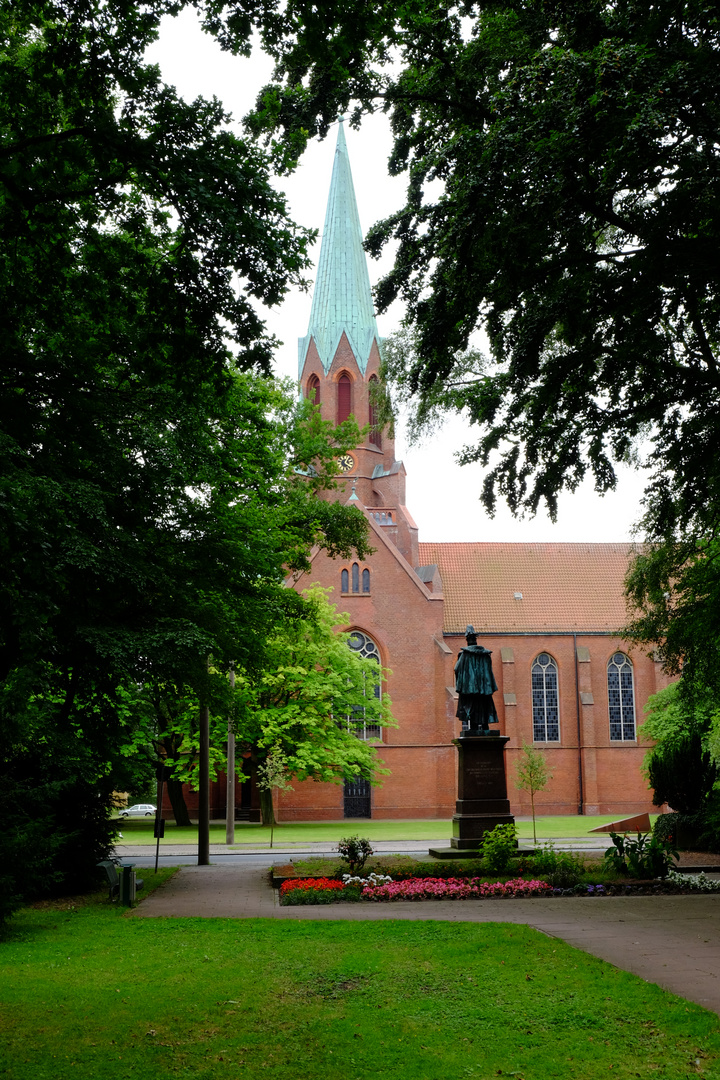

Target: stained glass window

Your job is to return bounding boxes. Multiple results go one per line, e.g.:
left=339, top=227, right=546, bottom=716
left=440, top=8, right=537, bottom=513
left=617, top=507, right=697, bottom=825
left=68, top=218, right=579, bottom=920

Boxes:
left=341, top=568, right=349, bottom=593
left=608, top=652, right=636, bottom=741
left=347, top=631, right=382, bottom=739
left=531, top=653, right=560, bottom=742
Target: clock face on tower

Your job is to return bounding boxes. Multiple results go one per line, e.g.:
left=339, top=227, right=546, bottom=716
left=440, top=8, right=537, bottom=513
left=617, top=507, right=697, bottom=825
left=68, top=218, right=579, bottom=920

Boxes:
left=337, top=453, right=356, bottom=474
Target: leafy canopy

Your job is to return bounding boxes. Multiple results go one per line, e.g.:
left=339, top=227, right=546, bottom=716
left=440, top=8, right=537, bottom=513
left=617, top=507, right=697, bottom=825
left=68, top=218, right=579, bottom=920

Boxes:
left=232, top=586, right=395, bottom=785
left=242, top=0, right=720, bottom=538
left=0, top=0, right=374, bottom=904
left=639, top=680, right=718, bottom=813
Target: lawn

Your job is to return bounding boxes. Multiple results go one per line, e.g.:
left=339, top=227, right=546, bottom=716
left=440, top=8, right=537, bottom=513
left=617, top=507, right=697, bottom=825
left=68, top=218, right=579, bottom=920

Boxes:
left=115, top=814, right=653, bottom=846
left=1, top=878, right=718, bottom=1080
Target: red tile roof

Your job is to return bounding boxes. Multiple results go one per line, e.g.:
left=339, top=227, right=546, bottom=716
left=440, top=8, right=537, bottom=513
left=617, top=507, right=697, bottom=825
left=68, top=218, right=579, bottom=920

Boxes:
left=418, top=542, right=638, bottom=634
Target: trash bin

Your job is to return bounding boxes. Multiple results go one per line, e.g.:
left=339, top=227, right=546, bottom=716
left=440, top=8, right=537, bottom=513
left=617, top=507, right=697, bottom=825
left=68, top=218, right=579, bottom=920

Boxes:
left=119, top=865, right=136, bottom=905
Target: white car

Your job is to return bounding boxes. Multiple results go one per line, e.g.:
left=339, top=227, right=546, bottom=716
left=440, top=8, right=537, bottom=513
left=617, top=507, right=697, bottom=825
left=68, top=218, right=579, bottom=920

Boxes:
left=119, top=803, right=157, bottom=818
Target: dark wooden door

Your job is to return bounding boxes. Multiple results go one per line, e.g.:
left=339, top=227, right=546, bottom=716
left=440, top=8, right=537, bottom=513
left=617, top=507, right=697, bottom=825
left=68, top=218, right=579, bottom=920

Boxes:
left=343, top=776, right=371, bottom=818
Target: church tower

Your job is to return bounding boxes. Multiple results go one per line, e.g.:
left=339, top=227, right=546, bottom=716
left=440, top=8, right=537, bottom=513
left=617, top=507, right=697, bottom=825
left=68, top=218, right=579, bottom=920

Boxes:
left=299, top=120, right=419, bottom=568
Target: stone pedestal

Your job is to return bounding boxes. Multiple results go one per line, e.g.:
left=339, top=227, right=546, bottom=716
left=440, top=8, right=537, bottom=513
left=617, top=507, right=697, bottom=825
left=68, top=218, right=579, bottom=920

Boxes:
left=450, top=733, right=514, bottom=849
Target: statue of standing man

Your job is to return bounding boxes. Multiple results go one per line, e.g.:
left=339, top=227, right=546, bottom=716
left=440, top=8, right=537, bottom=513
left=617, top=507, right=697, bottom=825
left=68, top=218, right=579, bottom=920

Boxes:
left=454, top=625, right=499, bottom=734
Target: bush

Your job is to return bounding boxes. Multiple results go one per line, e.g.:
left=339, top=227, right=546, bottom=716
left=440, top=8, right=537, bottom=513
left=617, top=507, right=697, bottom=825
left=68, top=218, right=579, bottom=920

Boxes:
left=0, top=736, right=119, bottom=924
left=481, top=823, right=517, bottom=873
left=529, top=842, right=586, bottom=888
left=603, top=831, right=678, bottom=879
left=654, top=803, right=720, bottom=853
left=336, top=836, right=374, bottom=874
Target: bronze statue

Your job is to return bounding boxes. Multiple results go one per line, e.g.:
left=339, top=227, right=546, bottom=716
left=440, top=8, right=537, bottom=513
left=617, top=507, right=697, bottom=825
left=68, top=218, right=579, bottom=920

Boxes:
left=454, top=625, right=499, bottom=734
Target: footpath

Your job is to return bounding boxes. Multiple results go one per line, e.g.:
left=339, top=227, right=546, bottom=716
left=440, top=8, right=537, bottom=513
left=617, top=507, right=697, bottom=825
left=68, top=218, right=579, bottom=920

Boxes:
left=123, top=842, right=720, bottom=1017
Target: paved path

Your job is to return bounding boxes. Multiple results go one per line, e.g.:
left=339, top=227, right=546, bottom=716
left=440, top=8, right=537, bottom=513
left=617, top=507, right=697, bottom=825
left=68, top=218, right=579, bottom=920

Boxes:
left=131, top=863, right=720, bottom=1015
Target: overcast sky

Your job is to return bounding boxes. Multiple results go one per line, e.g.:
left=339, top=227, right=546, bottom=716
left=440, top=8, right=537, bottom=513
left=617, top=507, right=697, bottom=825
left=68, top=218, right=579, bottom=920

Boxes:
left=147, top=10, right=649, bottom=544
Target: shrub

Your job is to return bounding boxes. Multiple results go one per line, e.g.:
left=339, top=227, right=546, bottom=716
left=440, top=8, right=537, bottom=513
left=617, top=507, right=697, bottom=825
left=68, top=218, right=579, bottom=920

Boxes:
left=336, top=835, right=374, bottom=873
left=603, top=831, right=678, bottom=879
left=529, top=842, right=586, bottom=888
left=481, top=823, right=517, bottom=873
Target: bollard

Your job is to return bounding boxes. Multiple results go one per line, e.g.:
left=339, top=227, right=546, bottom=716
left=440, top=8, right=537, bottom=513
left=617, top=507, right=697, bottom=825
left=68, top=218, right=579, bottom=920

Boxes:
left=119, top=865, right=136, bottom=905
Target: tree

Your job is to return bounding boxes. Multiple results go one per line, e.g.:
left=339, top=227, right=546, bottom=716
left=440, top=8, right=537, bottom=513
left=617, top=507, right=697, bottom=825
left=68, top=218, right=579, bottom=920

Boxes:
left=231, top=586, right=395, bottom=826
left=639, top=680, right=718, bottom=814
left=256, top=750, right=294, bottom=848
left=245, top=0, right=720, bottom=537
left=0, top=1, right=374, bottom=913
left=624, top=537, right=720, bottom=704
left=514, top=741, right=552, bottom=845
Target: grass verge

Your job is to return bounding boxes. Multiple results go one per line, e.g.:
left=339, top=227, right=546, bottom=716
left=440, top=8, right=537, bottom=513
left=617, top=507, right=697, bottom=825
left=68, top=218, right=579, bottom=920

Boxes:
left=1, top=887, right=718, bottom=1080
left=114, top=814, right=656, bottom=846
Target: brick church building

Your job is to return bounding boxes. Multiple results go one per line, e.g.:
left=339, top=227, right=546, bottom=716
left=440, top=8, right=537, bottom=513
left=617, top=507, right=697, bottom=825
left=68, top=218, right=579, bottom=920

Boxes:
left=274, top=120, right=667, bottom=822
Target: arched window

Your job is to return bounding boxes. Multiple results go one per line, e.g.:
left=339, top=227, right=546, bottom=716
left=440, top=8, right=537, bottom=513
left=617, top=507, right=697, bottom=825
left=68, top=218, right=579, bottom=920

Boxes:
left=368, top=374, right=382, bottom=448
left=341, top=565, right=370, bottom=594
left=608, top=652, right=636, bottom=741
left=531, top=653, right=560, bottom=742
left=307, top=373, right=320, bottom=406
left=347, top=631, right=382, bottom=739
left=337, top=373, right=352, bottom=424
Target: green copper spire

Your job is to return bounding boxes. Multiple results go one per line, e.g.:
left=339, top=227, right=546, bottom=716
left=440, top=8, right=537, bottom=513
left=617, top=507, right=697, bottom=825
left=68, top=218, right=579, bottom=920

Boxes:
left=299, top=120, right=380, bottom=377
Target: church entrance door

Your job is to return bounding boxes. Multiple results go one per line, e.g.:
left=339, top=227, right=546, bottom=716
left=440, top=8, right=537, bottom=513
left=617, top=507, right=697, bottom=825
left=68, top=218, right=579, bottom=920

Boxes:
left=343, top=777, right=371, bottom=818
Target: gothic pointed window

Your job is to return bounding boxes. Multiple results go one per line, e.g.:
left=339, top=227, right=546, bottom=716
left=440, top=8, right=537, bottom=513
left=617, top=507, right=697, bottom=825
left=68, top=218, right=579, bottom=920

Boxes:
left=531, top=653, right=560, bottom=742
left=362, top=568, right=370, bottom=593
left=608, top=653, right=636, bottom=741
left=337, top=373, right=352, bottom=424
left=347, top=631, right=382, bottom=739
left=351, top=561, right=359, bottom=593
left=341, top=568, right=349, bottom=593
left=368, top=374, right=382, bottom=448
left=307, top=373, right=320, bottom=406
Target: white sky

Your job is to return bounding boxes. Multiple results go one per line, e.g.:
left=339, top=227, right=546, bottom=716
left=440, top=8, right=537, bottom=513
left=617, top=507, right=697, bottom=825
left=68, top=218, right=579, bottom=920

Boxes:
left=147, top=10, right=649, bottom=543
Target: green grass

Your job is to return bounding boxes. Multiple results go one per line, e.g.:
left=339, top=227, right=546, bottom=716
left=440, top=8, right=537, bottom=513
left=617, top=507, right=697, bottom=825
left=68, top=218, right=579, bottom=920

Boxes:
left=115, top=814, right=655, bottom=846
left=1, top=884, right=717, bottom=1080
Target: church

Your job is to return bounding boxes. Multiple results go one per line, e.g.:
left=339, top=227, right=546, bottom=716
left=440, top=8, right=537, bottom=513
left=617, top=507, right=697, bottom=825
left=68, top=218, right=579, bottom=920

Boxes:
left=277, top=120, right=668, bottom=822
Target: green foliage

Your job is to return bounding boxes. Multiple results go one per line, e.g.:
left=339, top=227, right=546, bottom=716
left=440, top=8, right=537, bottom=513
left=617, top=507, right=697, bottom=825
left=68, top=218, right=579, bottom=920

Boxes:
left=481, top=822, right=517, bottom=873
left=336, top=835, right=374, bottom=874
left=625, top=543, right=720, bottom=713
left=529, top=842, right=586, bottom=889
left=256, top=750, right=294, bottom=841
left=0, top=719, right=121, bottom=923
left=232, top=587, right=395, bottom=812
left=514, top=740, right=553, bottom=844
left=1, top=1, right=374, bottom=909
left=638, top=681, right=718, bottom=813
left=249, top=0, right=720, bottom=537
left=603, top=831, right=678, bottom=880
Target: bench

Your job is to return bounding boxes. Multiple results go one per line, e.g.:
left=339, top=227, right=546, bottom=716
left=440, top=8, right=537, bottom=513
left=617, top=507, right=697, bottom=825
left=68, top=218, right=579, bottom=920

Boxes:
left=97, top=861, right=144, bottom=902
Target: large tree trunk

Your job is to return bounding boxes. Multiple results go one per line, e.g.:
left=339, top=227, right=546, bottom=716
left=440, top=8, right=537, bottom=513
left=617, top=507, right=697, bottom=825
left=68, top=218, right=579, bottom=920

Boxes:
left=166, top=777, right=192, bottom=826
left=259, top=786, right=275, bottom=827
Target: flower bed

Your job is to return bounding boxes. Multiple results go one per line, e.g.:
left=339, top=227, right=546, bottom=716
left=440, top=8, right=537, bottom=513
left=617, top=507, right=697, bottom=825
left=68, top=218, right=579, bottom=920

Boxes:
left=279, top=875, right=553, bottom=905
left=362, top=877, right=552, bottom=902
left=276, top=869, right=720, bottom=905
